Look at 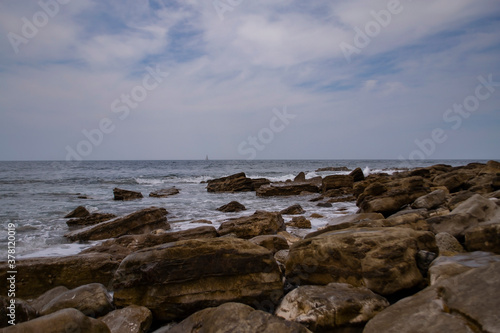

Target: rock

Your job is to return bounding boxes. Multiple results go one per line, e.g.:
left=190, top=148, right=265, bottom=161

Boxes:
left=66, top=213, right=117, bottom=227
left=465, top=221, right=500, bottom=254
left=113, top=188, right=143, bottom=200
left=99, top=305, right=152, bottom=333
left=278, top=231, right=302, bottom=246
left=310, top=213, right=323, bottom=218
left=433, top=171, right=474, bottom=193
left=1, top=308, right=110, bottom=333
left=286, top=227, right=438, bottom=295
left=0, top=297, right=37, bottom=328
left=451, top=193, right=498, bottom=221
left=416, top=250, right=438, bottom=274
left=275, top=283, right=389, bottom=332
left=274, top=249, right=290, bottom=267
left=256, top=183, right=320, bottom=197
left=82, top=226, right=218, bottom=255
left=349, top=167, right=365, bottom=182
left=426, top=213, right=475, bottom=239
left=435, top=232, right=464, bottom=256
left=316, top=166, right=349, bottom=172
left=166, top=302, right=311, bottom=333
left=447, top=190, right=476, bottom=210
left=65, top=207, right=169, bottom=241
left=364, top=261, right=500, bottom=333
left=218, top=211, right=285, bottom=239
left=280, top=204, right=305, bottom=215
left=206, top=172, right=270, bottom=192
left=29, top=286, right=69, bottom=313
left=322, top=175, right=354, bottom=192
left=286, top=216, right=311, bottom=229
left=64, top=205, right=90, bottom=218
left=411, top=189, right=447, bottom=210
left=217, top=201, right=247, bottom=212
left=249, top=235, right=289, bottom=254
left=0, top=253, right=121, bottom=299
left=294, top=172, right=306, bottom=182
left=149, top=187, right=180, bottom=198
left=304, top=213, right=385, bottom=239
left=428, top=251, right=500, bottom=285
left=112, top=238, right=284, bottom=321
left=39, top=283, right=113, bottom=318
left=190, top=219, right=212, bottom=224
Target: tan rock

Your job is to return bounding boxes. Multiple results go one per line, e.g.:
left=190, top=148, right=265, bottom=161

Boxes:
left=465, top=221, right=500, bottom=254
left=113, top=188, right=143, bottom=200
left=100, top=305, right=152, bottom=333
left=249, top=235, right=289, bottom=254
left=435, top=232, right=464, bottom=256
left=286, top=216, right=312, bottom=229
left=218, top=211, right=285, bottom=239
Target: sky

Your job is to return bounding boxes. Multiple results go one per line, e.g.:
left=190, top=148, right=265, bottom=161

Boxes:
left=0, top=0, right=499, bottom=161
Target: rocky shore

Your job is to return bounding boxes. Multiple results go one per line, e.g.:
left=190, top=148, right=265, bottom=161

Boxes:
left=1, top=161, right=500, bottom=332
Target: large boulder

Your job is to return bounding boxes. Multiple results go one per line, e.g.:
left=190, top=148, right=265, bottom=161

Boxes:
left=435, top=232, right=464, bottom=256
left=112, top=238, right=284, bottom=321
left=275, top=283, right=389, bottom=332
left=256, top=183, right=320, bottom=197
left=65, top=207, right=169, bottom=241
left=465, top=221, right=500, bottom=254
left=304, top=213, right=386, bottom=239
left=0, top=253, right=121, bottom=299
left=113, top=188, right=143, bottom=200
left=432, top=170, right=475, bottom=193
left=364, top=261, right=500, bottom=333
left=39, top=283, right=114, bottom=318
left=322, top=175, right=354, bottom=192
left=286, top=227, right=438, bottom=296
left=206, top=172, right=269, bottom=192
left=2, top=308, right=110, bottom=333
left=218, top=211, right=285, bottom=239
left=411, top=189, right=447, bottom=210
left=99, top=305, right=152, bottom=333
left=349, top=167, right=365, bottom=182
left=249, top=235, right=289, bottom=254
left=166, top=302, right=311, bottom=333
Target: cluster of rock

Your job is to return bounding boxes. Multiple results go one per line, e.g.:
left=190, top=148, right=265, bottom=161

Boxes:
left=2, top=161, right=500, bottom=332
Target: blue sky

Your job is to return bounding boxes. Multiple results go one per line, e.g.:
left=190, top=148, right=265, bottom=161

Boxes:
left=0, top=0, right=499, bottom=160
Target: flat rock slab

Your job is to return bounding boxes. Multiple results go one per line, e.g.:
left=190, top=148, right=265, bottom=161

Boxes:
left=218, top=211, right=285, bottom=239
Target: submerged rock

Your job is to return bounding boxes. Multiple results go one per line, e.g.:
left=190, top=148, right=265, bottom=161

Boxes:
left=149, top=187, right=180, bottom=198
left=64, top=205, right=90, bottom=218
left=280, top=204, right=305, bottom=215
left=113, top=188, right=143, bottom=201
left=217, top=201, right=247, bottom=212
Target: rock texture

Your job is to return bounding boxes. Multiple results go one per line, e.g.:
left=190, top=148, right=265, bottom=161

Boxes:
left=411, top=189, right=448, bottom=210
left=0, top=297, right=37, bottom=328
left=364, top=262, right=500, bottom=333
left=218, top=211, right=285, bottom=239
left=465, top=221, right=500, bottom=254
left=206, top=172, right=269, bottom=192
left=249, top=235, right=289, bottom=254
left=166, top=302, right=311, bottom=333
left=65, top=207, right=169, bottom=241
left=217, top=201, right=247, bottom=212
left=112, top=238, right=284, bottom=321
left=100, top=305, right=153, bottom=333
left=286, top=227, right=438, bottom=295
left=256, top=183, right=320, bottom=197
left=322, top=175, right=354, bottom=192
left=64, top=205, right=90, bottom=218
left=149, top=187, right=180, bottom=197
left=113, top=188, right=143, bottom=200
left=66, top=213, right=117, bottom=227
left=280, top=204, right=305, bottom=215
left=286, top=216, right=311, bottom=229
left=275, top=283, right=389, bottom=332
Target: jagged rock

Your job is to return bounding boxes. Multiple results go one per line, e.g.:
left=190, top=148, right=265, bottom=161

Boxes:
left=99, top=305, right=153, bottom=333
left=218, top=211, right=285, bottom=239
left=428, top=251, right=500, bottom=285
left=349, top=167, right=365, bottom=182
left=149, top=187, right=180, bottom=198
left=64, top=205, right=90, bottom=218
left=286, top=227, right=438, bottom=296
left=280, top=204, right=305, bottom=215
left=206, top=172, right=269, bottom=192
left=1, top=308, right=110, bottom=333
left=322, top=175, right=354, bottom=192
left=249, top=235, right=289, bottom=254
left=435, top=232, right=464, bottom=256
left=0, top=253, right=121, bottom=299
left=112, top=238, right=284, bottom=321
left=65, top=207, right=169, bottom=241
left=465, top=221, right=500, bottom=254
left=411, top=189, right=447, bottom=210
left=0, top=297, right=37, bottom=328
left=217, top=201, right=247, bottom=212
left=82, top=226, right=218, bottom=256
left=39, top=283, right=113, bottom=318
left=286, top=216, right=311, bottom=229
left=66, top=213, right=117, bottom=227
left=113, top=188, right=143, bottom=200
left=256, top=183, right=320, bottom=197
left=294, top=172, right=306, bottom=182
left=364, top=262, right=500, bottom=333
left=166, top=302, right=311, bottom=333
left=275, top=283, right=389, bottom=332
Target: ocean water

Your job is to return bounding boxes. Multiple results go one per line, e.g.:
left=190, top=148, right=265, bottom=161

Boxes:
left=0, top=159, right=487, bottom=259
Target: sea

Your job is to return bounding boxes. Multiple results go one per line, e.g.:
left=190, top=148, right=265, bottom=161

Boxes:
left=0, top=159, right=488, bottom=259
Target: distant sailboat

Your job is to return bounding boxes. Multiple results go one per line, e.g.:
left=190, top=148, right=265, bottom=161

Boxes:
left=205, top=155, right=209, bottom=161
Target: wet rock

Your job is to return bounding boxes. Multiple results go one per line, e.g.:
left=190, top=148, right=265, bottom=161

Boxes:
left=435, top=232, right=464, bottom=256
left=112, top=238, right=283, bottom=321
left=217, top=201, right=247, bottom=212
left=256, top=183, right=320, bottom=197
left=1, top=308, right=110, bottom=333
left=316, top=202, right=332, bottom=208
left=411, top=189, right=447, bottom=210
left=0, top=297, right=37, bottom=328
left=280, top=204, right=305, bottom=215
left=113, top=188, right=143, bottom=201
left=149, top=187, right=180, bottom=198
left=166, top=302, right=311, bottom=333
left=304, top=213, right=385, bottom=239
left=275, top=283, right=389, bottom=332
left=286, top=216, right=311, bottom=229
left=249, top=235, right=289, bottom=254
left=39, top=283, right=113, bottom=318
left=218, top=211, right=285, bottom=239
left=322, top=175, right=354, bottom=192
left=349, top=167, right=365, bottom=182
left=294, top=172, right=306, bottom=182
left=206, top=172, right=269, bottom=192
left=286, top=227, right=438, bottom=296
left=65, top=207, right=169, bottom=241
left=364, top=261, right=500, bottom=333
left=100, top=305, right=152, bottom=333
left=67, top=213, right=117, bottom=227
left=64, top=205, right=90, bottom=218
